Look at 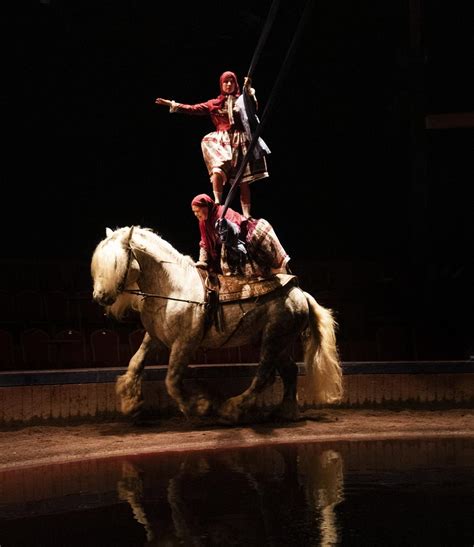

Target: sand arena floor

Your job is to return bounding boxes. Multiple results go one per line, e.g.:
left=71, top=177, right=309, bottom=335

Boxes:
left=0, top=408, right=473, bottom=471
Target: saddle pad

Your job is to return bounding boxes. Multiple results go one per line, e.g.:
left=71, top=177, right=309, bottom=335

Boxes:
left=217, top=274, right=297, bottom=303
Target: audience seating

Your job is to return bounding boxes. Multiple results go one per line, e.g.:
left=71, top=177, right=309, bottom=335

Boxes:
left=0, top=290, right=16, bottom=327
left=43, top=290, right=71, bottom=325
left=15, top=290, right=46, bottom=326
left=376, top=325, right=413, bottom=361
left=0, top=329, right=15, bottom=370
left=90, top=328, right=121, bottom=366
left=2, top=257, right=467, bottom=371
left=72, top=290, right=107, bottom=327
left=20, top=328, right=53, bottom=369
left=52, top=328, right=87, bottom=368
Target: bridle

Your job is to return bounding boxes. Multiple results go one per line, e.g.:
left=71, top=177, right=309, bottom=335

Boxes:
left=116, top=227, right=207, bottom=306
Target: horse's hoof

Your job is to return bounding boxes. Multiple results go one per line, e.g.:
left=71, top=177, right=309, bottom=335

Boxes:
left=192, top=396, right=214, bottom=417
left=271, top=402, right=300, bottom=422
left=218, top=399, right=242, bottom=424
left=130, top=405, right=149, bottom=425
left=121, top=399, right=144, bottom=418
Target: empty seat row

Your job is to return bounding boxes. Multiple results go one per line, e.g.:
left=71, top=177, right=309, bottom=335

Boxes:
left=0, top=289, right=107, bottom=328
left=0, top=328, right=270, bottom=372
left=0, top=259, right=91, bottom=292
left=0, top=327, right=144, bottom=370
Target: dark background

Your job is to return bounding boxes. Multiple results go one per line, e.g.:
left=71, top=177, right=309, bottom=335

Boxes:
left=2, top=0, right=473, bottom=359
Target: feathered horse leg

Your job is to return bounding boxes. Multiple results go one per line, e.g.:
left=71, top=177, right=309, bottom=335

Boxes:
left=116, top=332, right=156, bottom=417
left=273, top=354, right=300, bottom=421
left=165, top=344, right=215, bottom=419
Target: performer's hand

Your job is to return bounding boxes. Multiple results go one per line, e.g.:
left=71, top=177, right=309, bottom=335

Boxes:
left=155, top=98, right=169, bottom=106
left=195, top=261, right=208, bottom=270
left=243, top=77, right=256, bottom=99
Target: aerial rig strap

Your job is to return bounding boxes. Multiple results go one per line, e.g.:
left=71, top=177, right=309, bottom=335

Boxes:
left=220, top=0, right=315, bottom=219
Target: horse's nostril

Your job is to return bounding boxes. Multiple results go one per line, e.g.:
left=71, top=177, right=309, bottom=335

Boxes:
left=93, top=291, right=114, bottom=306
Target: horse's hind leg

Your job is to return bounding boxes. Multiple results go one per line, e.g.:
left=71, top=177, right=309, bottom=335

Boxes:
left=219, top=352, right=300, bottom=423
left=218, top=327, right=299, bottom=423
left=273, top=355, right=300, bottom=421
left=218, top=356, right=277, bottom=423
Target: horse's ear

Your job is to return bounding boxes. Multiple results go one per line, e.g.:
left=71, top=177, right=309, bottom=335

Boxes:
left=125, top=226, right=135, bottom=246
left=106, top=227, right=114, bottom=237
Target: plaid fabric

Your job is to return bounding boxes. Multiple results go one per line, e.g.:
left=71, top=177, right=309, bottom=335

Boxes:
left=220, top=218, right=289, bottom=278
left=201, top=130, right=268, bottom=185
left=247, top=218, right=289, bottom=270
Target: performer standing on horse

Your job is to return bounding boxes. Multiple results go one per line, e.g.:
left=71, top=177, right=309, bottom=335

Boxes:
left=155, top=71, right=270, bottom=218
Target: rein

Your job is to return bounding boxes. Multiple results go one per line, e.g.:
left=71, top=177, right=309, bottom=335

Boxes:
left=123, top=288, right=206, bottom=306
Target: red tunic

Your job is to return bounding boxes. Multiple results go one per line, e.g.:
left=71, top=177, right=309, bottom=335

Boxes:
left=173, top=72, right=268, bottom=185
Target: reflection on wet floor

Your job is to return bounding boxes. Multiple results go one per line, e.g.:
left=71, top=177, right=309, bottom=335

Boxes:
left=1, top=438, right=473, bottom=546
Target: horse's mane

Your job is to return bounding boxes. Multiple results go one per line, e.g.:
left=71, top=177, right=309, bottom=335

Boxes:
left=125, top=226, right=195, bottom=269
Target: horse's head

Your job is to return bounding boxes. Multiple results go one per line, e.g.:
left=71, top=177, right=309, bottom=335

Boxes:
left=91, top=226, right=139, bottom=307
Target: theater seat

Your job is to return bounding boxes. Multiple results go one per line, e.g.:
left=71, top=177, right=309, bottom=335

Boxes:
left=90, top=328, right=121, bottom=366
left=20, top=328, right=53, bottom=369
left=0, top=329, right=15, bottom=370
left=53, top=329, right=87, bottom=368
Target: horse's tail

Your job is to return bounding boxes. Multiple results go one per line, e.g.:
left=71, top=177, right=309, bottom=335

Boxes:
left=303, top=291, right=343, bottom=404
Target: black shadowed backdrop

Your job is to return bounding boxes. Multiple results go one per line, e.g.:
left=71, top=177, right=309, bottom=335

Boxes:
left=2, top=1, right=473, bottom=360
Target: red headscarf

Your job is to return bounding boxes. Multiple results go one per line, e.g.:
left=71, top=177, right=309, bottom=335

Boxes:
left=191, top=193, right=245, bottom=262
left=208, top=71, right=241, bottom=113
left=219, top=71, right=240, bottom=96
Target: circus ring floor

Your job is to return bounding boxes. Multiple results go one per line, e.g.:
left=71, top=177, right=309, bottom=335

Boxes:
left=1, top=364, right=473, bottom=546
left=0, top=408, right=472, bottom=472
left=0, top=360, right=473, bottom=469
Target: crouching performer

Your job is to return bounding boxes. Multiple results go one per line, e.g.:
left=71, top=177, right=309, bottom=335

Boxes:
left=191, top=193, right=290, bottom=279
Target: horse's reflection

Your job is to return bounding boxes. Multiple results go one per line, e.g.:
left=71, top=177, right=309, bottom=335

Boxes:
left=117, top=445, right=344, bottom=546
left=298, top=447, right=344, bottom=547
left=117, top=461, right=155, bottom=542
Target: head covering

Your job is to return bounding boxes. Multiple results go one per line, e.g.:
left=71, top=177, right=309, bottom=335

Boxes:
left=208, top=71, right=241, bottom=113
left=191, top=193, right=245, bottom=265
left=191, top=193, right=216, bottom=210
left=219, top=71, right=240, bottom=96
left=191, top=194, right=221, bottom=262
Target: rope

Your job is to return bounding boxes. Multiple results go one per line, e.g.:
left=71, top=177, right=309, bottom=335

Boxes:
left=220, top=0, right=315, bottom=218
left=247, top=0, right=281, bottom=81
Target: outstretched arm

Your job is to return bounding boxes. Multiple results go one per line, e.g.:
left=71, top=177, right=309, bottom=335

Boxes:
left=155, top=97, right=173, bottom=107
left=155, top=97, right=211, bottom=115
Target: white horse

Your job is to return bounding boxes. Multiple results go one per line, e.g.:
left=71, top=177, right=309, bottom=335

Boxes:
left=91, top=226, right=342, bottom=423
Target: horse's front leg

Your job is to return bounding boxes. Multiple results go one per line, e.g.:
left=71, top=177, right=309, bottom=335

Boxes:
left=166, top=345, right=213, bottom=418
left=116, top=332, right=160, bottom=417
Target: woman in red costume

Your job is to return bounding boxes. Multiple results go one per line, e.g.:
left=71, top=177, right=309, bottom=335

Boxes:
left=190, top=193, right=290, bottom=278
left=156, top=71, right=270, bottom=218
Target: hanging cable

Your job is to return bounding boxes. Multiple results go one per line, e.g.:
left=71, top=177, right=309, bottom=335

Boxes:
left=247, top=0, right=281, bottom=81
left=220, top=0, right=315, bottom=219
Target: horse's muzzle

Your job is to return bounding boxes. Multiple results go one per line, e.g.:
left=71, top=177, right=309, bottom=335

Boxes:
left=93, top=290, right=116, bottom=307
